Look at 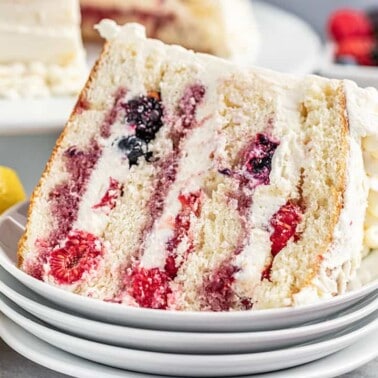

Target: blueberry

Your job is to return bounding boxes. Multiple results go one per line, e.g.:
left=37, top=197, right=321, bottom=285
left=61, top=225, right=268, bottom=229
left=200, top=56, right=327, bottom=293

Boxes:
left=335, top=55, right=358, bottom=65
left=118, top=136, right=148, bottom=167
left=123, top=94, right=164, bottom=143
left=244, top=133, right=279, bottom=185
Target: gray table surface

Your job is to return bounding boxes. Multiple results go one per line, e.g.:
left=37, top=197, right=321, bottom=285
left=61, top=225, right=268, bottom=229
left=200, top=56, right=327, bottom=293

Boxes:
left=1, top=0, right=378, bottom=377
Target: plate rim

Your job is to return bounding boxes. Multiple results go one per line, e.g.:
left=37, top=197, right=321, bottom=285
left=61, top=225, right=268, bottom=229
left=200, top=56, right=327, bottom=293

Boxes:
left=0, top=293, right=377, bottom=375
left=1, top=265, right=377, bottom=353
left=1, top=312, right=377, bottom=378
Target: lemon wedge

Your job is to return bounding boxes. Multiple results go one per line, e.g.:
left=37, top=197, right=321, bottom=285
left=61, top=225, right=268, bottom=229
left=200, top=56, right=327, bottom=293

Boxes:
left=0, top=166, right=26, bottom=214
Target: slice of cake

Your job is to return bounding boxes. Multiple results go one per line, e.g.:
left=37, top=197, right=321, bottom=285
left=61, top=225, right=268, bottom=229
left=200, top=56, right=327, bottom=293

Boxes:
left=0, top=0, right=86, bottom=98
left=18, top=21, right=378, bottom=311
left=80, top=0, right=258, bottom=64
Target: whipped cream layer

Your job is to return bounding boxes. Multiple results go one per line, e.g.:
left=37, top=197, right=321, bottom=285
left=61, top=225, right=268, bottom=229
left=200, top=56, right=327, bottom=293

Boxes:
left=346, top=83, right=378, bottom=261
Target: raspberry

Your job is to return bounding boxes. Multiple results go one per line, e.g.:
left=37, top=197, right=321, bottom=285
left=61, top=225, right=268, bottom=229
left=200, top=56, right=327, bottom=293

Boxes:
left=49, top=231, right=104, bottom=285
left=336, top=36, right=376, bottom=66
left=127, top=266, right=171, bottom=309
left=92, top=177, right=122, bottom=212
left=270, top=201, right=302, bottom=256
left=328, top=9, right=373, bottom=42
left=243, top=133, right=279, bottom=187
left=123, top=91, right=164, bottom=143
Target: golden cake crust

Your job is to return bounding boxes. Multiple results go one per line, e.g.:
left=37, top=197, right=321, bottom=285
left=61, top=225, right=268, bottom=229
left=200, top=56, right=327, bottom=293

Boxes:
left=17, top=43, right=110, bottom=267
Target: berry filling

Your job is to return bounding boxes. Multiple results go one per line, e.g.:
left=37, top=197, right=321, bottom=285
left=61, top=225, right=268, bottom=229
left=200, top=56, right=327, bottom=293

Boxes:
left=126, top=266, right=171, bottom=309
left=178, top=84, right=206, bottom=128
left=49, top=230, right=104, bottom=285
left=203, top=263, right=239, bottom=311
left=93, top=177, right=123, bottom=212
left=165, top=192, right=202, bottom=278
left=101, top=88, right=127, bottom=138
left=48, top=140, right=102, bottom=248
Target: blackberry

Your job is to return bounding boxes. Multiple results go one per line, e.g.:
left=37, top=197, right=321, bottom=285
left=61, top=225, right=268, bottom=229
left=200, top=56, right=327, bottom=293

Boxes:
left=123, top=93, right=164, bottom=142
left=244, top=133, right=279, bottom=185
left=118, top=135, right=149, bottom=167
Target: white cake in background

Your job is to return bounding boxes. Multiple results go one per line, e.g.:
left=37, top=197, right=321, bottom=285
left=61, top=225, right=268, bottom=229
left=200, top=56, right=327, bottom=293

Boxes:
left=80, top=0, right=259, bottom=64
left=18, top=22, right=378, bottom=311
left=0, top=0, right=87, bottom=99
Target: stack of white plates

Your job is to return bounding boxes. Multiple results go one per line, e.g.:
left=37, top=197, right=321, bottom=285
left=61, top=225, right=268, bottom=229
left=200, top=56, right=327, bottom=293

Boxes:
left=0, top=202, right=377, bottom=378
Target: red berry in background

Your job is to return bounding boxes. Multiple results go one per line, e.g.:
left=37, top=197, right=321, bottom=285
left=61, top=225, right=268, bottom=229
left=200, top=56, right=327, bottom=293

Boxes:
left=328, top=9, right=373, bottom=42
left=336, top=36, right=375, bottom=66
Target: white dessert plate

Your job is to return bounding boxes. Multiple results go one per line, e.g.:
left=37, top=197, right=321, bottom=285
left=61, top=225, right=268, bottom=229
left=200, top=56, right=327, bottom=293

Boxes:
left=1, top=201, right=378, bottom=332
left=0, top=294, right=377, bottom=377
left=0, top=1, right=321, bottom=135
left=1, top=266, right=377, bottom=355
left=2, top=315, right=378, bottom=378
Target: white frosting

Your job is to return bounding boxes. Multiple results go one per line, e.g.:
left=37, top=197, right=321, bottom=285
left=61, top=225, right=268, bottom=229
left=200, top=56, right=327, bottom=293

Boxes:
left=0, top=0, right=86, bottom=98
left=345, top=81, right=378, bottom=270
left=349, top=249, right=378, bottom=289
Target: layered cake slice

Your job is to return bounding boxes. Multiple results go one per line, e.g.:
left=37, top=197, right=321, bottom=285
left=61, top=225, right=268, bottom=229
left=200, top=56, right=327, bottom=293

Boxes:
left=0, top=0, right=86, bottom=98
left=80, top=0, right=258, bottom=63
left=18, top=21, right=378, bottom=310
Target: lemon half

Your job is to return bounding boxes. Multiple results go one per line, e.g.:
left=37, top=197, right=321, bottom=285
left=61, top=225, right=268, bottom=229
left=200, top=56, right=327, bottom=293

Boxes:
left=0, top=166, right=26, bottom=214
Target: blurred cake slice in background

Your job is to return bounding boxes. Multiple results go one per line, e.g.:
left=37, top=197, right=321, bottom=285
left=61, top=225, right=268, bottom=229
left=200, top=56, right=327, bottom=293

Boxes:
left=80, top=0, right=259, bottom=64
left=0, top=0, right=86, bottom=99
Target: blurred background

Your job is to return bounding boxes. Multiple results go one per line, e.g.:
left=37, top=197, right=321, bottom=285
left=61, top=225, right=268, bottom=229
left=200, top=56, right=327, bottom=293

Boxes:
left=265, top=0, right=377, bottom=38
